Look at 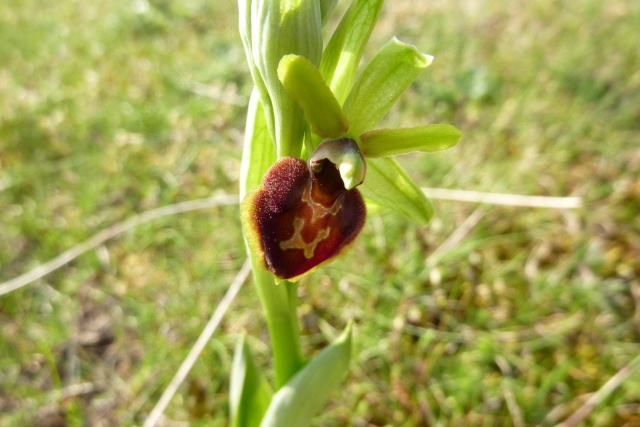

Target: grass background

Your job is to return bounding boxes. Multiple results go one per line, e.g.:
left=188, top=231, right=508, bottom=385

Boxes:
left=1, top=0, right=639, bottom=425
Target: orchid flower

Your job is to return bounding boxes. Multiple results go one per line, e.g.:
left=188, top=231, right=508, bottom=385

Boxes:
left=241, top=43, right=460, bottom=281
left=231, top=1, right=460, bottom=424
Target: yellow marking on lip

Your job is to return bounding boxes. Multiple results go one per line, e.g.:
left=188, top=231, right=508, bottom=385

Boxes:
left=280, top=217, right=330, bottom=259
left=301, top=186, right=342, bottom=224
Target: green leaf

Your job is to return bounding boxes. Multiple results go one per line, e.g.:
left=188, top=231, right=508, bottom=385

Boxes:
left=240, top=89, right=276, bottom=198
left=320, top=0, right=384, bottom=104
left=343, top=38, right=433, bottom=137
left=259, top=322, right=353, bottom=427
left=230, top=335, right=273, bottom=427
left=278, top=55, right=348, bottom=138
left=360, top=124, right=461, bottom=158
left=360, top=157, right=434, bottom=226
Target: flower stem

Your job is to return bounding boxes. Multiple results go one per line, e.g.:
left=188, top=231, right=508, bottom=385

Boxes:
left=249, top=253, right=304, bottom=389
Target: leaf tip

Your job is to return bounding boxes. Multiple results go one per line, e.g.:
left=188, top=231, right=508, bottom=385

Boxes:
left=390, top=36, right=434, bottom=68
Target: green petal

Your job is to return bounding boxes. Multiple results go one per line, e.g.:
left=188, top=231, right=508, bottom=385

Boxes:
left=259, top=323, right=352, bottom=427
left=278, top=55, right=348, bottom=138
left=320, top=0, right=384, bottom=104
left=230, top=335, right=273, bottom=427
left=360, top=157, right=434, bottom=226
left=360, top=125, right=461, bottom=158
left=240, top=89, right=277, bottom=198
left=343, top=38, right=433, bottom=137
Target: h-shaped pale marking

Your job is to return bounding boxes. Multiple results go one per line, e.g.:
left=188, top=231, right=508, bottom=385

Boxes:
left=279, top=217, right=330, bottom=259
left=301, top=186, right=342, bottom=224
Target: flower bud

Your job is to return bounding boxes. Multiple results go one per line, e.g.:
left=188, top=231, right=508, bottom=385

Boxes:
left=241, top=0, right=323, bottom=158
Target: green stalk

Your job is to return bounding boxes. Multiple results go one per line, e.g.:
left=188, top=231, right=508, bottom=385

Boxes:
left=250, top=254, right=304, bottom=389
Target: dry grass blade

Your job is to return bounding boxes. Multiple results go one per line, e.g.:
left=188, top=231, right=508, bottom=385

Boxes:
left=495, top=355, right=525, bottom=427
left=428, top=207, right=485, bottom=265
left=422, top=188, right=582, bottom=209
left=0, top=194, right=239, bottom=297
left=1, top=189, right=578, bottom=297
left=554, top=354, right=640, bottom=427
left=142, top=259, right=251, bottom=427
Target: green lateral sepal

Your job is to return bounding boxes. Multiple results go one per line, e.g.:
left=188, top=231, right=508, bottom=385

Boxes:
left=343, top=37, right=434, bottom=137
left=359, top=157, right=434, bottom=226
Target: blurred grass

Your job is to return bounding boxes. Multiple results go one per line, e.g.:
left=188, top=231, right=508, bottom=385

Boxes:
left=1, top=0, right=639, bottom=426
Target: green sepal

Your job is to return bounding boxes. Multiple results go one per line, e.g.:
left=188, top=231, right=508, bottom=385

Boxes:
left=240, top=89, right=276, bottom=198
left=343, top=37, right=433, bottom=137
left=230, top=335, right=273, bottom=427
left=359, top=158, right=434, bottom=226
left=360, top=124, right=461, bottom=158
left=278, top=55, right=348, bottom=138
left=259, top=322, right=353, bottom=427
left=363, top=198, right=386, bottom=216
left=320, top=0, right=384, bottom=104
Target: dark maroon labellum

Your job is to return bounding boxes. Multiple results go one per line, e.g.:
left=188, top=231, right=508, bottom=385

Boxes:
left=242, top=141, right=366, bottom=281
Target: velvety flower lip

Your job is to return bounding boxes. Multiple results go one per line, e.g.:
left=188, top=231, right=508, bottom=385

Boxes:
left=242, top=140, right=366, bottom=281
